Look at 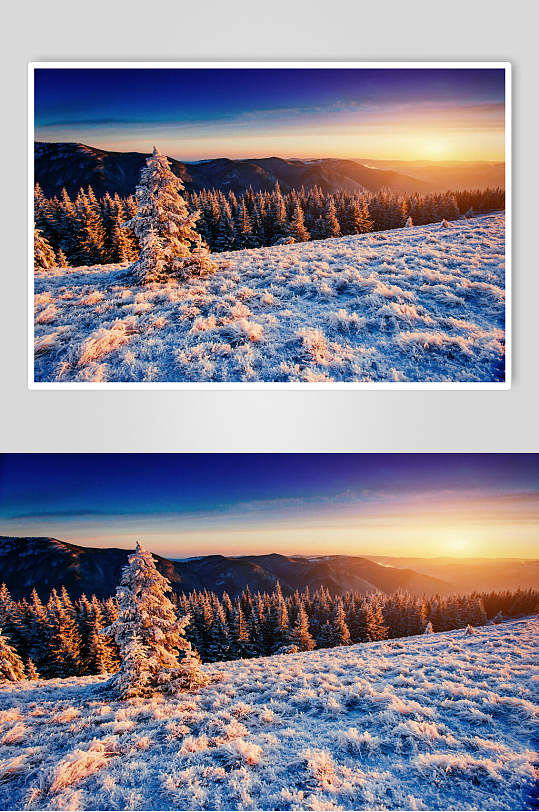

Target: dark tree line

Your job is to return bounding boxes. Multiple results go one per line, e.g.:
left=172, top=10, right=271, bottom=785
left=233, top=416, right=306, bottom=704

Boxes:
left=34, top=181, right=505, bottom=270
left=0, top=581, right=535, bottom=681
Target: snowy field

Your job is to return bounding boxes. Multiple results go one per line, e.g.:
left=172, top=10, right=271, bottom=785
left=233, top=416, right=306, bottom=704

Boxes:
left=1, top=615, right=536, bottom=811
left=33, top=213, right=506, bottom=383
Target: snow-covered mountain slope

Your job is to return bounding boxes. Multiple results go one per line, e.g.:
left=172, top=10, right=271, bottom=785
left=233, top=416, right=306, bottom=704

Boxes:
left=1, top=616, right=536, bottom=810
left=34, top=213, right=506, bottom=383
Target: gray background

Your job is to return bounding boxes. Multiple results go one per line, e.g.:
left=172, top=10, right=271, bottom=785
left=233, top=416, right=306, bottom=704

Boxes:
left=2, top=0, right=537, bottom=453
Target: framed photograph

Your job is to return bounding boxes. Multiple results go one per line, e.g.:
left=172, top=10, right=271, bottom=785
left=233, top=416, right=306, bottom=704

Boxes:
left=29, top=63, right=511, bottom=388
left=0, top=453, right=537, bottom=811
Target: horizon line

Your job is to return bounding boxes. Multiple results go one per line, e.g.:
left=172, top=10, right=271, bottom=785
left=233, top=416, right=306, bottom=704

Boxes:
left=1, top=537, right=535, bottom=562
left=33, top=139, right=506, bottom=166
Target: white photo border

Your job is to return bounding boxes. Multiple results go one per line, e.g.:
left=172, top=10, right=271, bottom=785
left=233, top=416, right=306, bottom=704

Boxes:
left=28, top=61, right=512, bottom=390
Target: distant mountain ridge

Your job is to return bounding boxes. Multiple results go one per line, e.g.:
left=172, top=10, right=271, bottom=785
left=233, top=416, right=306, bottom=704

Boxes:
left=368, top=556, right=539, bottom=592
left=0, top=536, right=449, bottom=601
left=34, top=142, right=504, bottom=200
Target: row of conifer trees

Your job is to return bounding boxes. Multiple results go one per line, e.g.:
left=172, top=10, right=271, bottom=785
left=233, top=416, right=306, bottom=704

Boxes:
left=0, top=577, right=535, bottom=682
left=34, top=180, right=505, bottom=269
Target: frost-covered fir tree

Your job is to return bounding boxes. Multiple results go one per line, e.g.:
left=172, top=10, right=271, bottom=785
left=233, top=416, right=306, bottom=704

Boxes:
left=133, top=225, right=165, bottom=280
left=76, top=188, right=106, bottom=264
left=467, top=595, right=487, bottom=627
left=290, top=604, right=315, bottom=651
left=0, top=628, right=25, bottom=681
left=25, top=658, right=40, bottom=680
left=269, top=182, right=289, bottom=243
left=34, top=227, right=56, bottom=270
left=207, top=599, right=230, bottom=662
left=117, top=631, right=149, bottom=698
left=289, top=202, right=310, bottom=242
left=214, top=199, right=236, bottom=252
left=315, top=198, right=341, bottom=240
left=234, top=201, right=257, bottom=249
left=329, top=599, right=351, bottom=647
left=103, top=541, right=207, bottom=698
left=231, top=602, right=252, bottom=659
left=269, top=583, right=290, bottom=652
left=126, top=146, right=216, bottom=283
left=56, top=249, right=68, bottom=268
left=47, top=588, right=82, bottom=677
left=109, top=204, right=138, bottom=264
left=24, top=588, right=53, bottom=676
left=78, top=595, right=119, bottom=675
left=0, top=584, right=24, bottom=648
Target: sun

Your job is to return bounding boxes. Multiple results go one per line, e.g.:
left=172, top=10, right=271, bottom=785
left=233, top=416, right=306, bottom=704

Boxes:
left=424, top=140, right=447, bottom=159
left=442, top=533, right=475, bottom=557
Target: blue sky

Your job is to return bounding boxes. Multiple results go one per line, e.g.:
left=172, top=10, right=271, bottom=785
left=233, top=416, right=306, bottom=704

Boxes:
left=34, top=68, right=506, bottom=162
left=0, top=455, right=536, bottom=558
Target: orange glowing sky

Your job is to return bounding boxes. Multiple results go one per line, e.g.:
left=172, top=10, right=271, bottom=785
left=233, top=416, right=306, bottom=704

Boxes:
left=1, top=455, right=536, bottom=559
left=34, top=67, right=507, bottom=163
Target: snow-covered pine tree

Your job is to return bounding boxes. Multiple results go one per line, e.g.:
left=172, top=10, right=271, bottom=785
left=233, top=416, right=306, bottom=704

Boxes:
left=75, top=188, right=106, bottom=264
left=269, top=183, right=289, bottom=243
left=214, top=199, right=236, bottom=252
left=406, top=598, right=427, bottom=636
left=349, top=600, right=371, bottom=643
left=289, top=603, right=315, bottom=651
left=207, top=599, right=230, bottom=662
left=234, top=201, right=257, bottom=249
left=102, top=597, right=118, bottom=627
left=467, top=595, right=488, bottom=627
left=109, top=201, right=138, bottom=264
left=315, top=198, right=341, bottom=240
left=126, top=146, right=216, bottom=282
left=34, top=226, right=56, bottom=270
left=25, top=658, right=40, bottom=679
left=103, top=541, right=207, bottom=698
left=58, top=188, right=80, bottom=263
left=78, top=595, right=118, bottom=675
left=47, top=588, right=82, bottom=677
left=230, top=601, right=252, bottom=659
left=117, top=631, right=149, bottom=697
left=399, top=199, right=409, bottom=226
left=329, top=598, right=351, bottom=647
left=56, top=249, right=68, bottom=268
left=24, top=588, right=53, bottom=676
left=89, top=596, right=120, bottom=673
left=269, top=582, right=290, bottom=652
left=317, top=620, right=333, bottom=649
left=34, top=184, right=60, bottom=247
left=341, top=198, right=361, bottom=235
left=0, top=585, right=27, bottom=660
left=427, top=599, right=443, bottom=633
left=289, top=202, right=310, bottom=242
left=136, top=225, right=165, bottom=279
left=367, top=598, right=388, bottom=641
left=248, top=598, right=266, bottom=655
left=0, top=628, right=25, bottom=681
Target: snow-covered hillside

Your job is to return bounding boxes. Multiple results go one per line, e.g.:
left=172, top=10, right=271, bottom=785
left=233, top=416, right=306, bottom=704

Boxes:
left=1, top=616, right=536, bottom=810
left=33, top=213, right=506, bottom=383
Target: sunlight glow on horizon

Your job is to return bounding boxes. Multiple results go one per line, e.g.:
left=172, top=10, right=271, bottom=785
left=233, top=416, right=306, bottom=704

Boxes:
left=35, top=122, right=505, bottom=164
left=34, top=68, right=506, bottom=163
left=2, top=455, right=535, bottom=560
left=2, top=499, right=537, bottom=560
